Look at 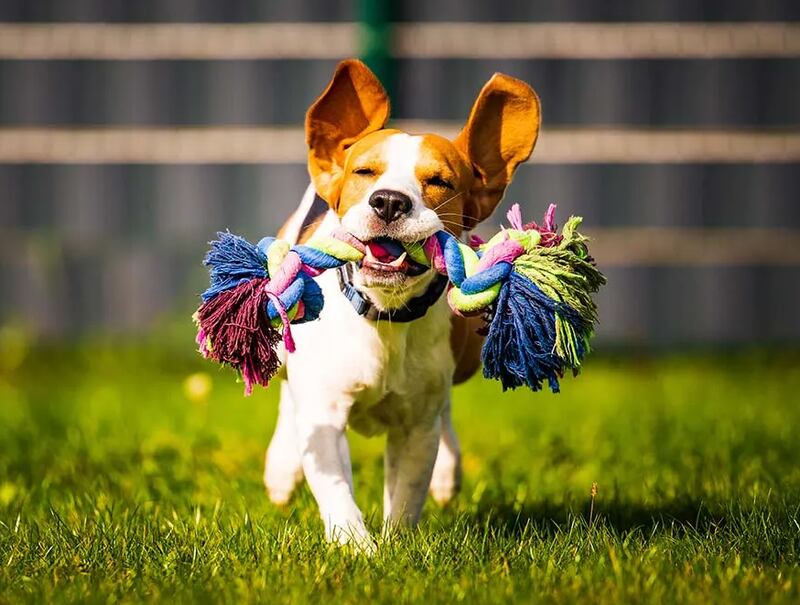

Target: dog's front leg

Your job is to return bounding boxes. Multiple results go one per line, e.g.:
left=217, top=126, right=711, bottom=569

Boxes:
left=264, top=381, right=304, bottom=505
left=294, top=403, right=373, bottom=551
left=429, top=395, right=462, bottom=506
left=384, top=411, right=442, bottom=529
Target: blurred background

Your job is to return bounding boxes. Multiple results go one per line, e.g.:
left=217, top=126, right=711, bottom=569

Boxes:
left=0, top=0, right=798, bottom=348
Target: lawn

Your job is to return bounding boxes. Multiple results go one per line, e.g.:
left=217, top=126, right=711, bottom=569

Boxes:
left=0, top=331, right=798, bottom=604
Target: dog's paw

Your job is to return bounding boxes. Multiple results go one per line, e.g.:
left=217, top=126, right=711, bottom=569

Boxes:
left=429, top=478, right=459, bottom=506
left=328, top=523, right=376, bottom=556
left=266, top=486, right=294, bottom=507
left=263, top=450, right=303, bottom=506
left=323, top=506, right=376, bottom=555
left=429, top=449, right=461, bottom=506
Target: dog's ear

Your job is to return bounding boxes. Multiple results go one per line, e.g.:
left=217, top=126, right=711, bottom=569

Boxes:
left=454, top=74, right=540, bottom=230
left=306, top=59, right=390, bottom=207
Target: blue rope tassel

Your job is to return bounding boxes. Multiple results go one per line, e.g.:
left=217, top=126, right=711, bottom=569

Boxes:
left=202, top=232, right=267, bottom=302
left=482, top=272, right=588, bottom=393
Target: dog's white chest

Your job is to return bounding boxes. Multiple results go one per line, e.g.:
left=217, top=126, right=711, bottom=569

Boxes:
left=286, top=269, right=453, bottom=435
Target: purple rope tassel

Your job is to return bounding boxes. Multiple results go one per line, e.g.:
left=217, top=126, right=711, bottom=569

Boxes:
left=195, top=278, right=281, bottom=395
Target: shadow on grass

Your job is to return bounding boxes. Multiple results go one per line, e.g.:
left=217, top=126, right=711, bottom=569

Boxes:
left=460, top=497, right=724, bottom=537
left=445, top=493, right=800, bottom=566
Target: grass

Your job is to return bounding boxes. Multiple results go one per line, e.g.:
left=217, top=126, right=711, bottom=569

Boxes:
left=0, top=332, right=798, bottom=603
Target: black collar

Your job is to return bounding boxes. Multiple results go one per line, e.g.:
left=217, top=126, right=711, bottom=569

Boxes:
left=336, top=264, right=449, bottom=323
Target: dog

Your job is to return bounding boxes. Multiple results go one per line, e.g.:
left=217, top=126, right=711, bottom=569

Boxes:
left=263, top=59, right=540, bottom=549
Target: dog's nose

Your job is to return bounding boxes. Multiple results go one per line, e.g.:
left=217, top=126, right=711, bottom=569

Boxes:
left=368, top=189, right=412, bottom=224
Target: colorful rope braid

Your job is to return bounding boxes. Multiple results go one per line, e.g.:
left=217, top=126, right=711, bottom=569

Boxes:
left=194, top=204, right=605, bottom=395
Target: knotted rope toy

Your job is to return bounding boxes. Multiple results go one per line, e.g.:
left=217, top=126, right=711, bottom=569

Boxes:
left=194, top=204, right=605, bottom=395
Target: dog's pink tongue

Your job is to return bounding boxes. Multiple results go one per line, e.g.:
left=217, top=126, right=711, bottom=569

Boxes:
left=366, top=241, right=395, bottom=262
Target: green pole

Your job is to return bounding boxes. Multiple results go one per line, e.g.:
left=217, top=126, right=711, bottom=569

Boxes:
left=357, top=0, right=395, bottom=105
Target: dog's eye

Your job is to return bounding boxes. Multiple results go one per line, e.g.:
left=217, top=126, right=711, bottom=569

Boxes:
left=425, top=175, right=454, bottom=190
left=353, top=167, right=375, bottom=176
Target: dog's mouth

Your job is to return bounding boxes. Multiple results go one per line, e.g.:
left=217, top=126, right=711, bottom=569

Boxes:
left=358, top=237, right=429, bottom=277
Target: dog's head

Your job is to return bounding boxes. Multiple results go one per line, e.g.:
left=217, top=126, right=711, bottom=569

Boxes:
left=306, top=59, right=540, bottom=310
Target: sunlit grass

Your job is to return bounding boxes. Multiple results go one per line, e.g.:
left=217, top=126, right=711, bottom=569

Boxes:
left=0, top=340, right=798, bottom=603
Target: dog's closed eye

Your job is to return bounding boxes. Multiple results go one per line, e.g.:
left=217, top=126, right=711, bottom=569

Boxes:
left=353, top=167, right=376, bottom=176
left=425, top=175, right=454, bottom=190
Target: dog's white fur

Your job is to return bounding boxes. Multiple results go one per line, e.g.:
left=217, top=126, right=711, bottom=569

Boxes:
left=264, top=135, right=460, bottom=550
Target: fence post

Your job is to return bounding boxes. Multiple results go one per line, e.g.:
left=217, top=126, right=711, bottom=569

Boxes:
left=357, top=0, right=395, bottom=103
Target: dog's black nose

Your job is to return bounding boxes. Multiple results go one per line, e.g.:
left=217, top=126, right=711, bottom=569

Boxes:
left=368, top=189, right=412, bottom=224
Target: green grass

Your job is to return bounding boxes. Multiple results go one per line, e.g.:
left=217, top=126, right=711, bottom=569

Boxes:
left=0, top=335, right=799, bottom=603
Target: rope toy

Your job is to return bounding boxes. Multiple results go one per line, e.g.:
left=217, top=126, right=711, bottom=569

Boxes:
left=194, top=204, right=605, bottom=395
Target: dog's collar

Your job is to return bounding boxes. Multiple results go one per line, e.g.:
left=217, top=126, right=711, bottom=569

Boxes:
left=336, top=264, right=448, bottom=323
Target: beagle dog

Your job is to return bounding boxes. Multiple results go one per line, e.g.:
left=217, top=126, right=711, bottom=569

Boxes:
left=263, top=59, right=540, bottom=549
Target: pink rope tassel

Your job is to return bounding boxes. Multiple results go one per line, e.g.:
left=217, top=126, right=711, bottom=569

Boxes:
left=265, top=291, right=296, bottom=353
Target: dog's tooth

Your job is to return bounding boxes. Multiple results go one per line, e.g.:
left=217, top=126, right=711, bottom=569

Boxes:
left=364, top=246, right=377, bottom=262
left=388, top=252, right=407, bottom=267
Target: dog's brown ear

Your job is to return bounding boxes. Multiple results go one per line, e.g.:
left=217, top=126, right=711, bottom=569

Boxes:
left=306, top=59, right=390, bottom=207
left=454, top=73, right=540, bottom=230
